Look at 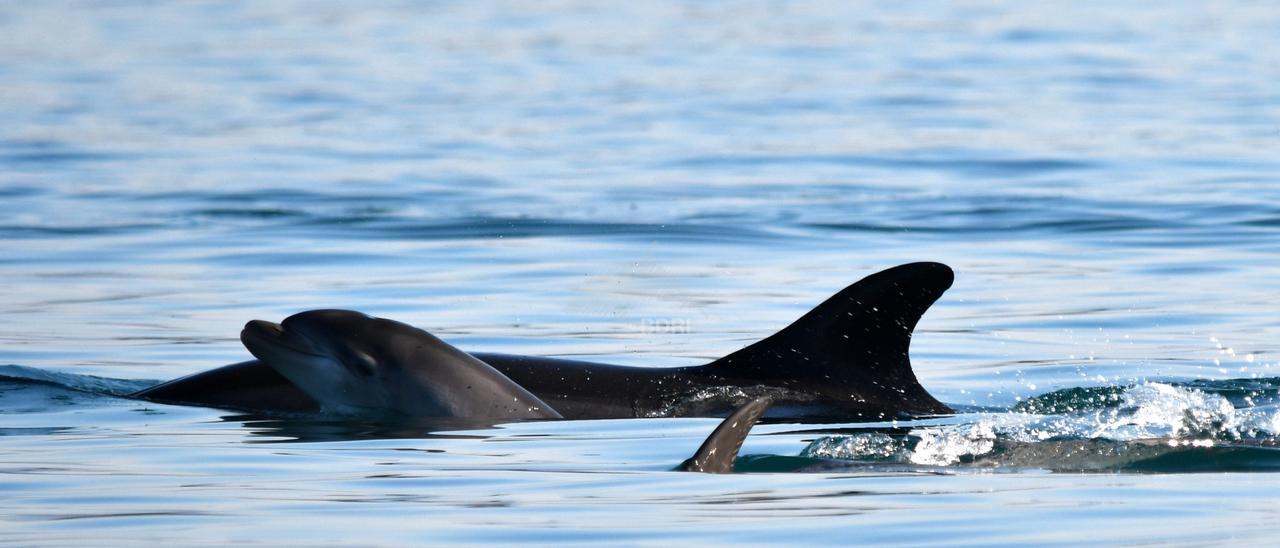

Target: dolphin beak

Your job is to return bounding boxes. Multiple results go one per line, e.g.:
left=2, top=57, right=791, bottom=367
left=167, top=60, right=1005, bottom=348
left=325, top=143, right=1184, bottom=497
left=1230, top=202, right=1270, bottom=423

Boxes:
left=241, top=319, right=284, bottom=346
left=241, top=319, right=297, bottom=360
left=241, top=319, right=329, bottom=361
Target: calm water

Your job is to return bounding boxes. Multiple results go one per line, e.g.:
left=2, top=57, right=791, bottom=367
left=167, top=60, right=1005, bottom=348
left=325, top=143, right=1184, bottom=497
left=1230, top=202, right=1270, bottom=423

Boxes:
left=3, top=1, right=1280, bottom=544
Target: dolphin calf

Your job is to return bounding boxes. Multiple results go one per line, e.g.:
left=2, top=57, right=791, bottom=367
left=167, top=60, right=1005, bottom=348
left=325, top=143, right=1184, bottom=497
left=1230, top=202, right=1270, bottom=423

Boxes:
left=239, top=310, right=560, bottom=419
left=133, top=262, right=954, bottom=421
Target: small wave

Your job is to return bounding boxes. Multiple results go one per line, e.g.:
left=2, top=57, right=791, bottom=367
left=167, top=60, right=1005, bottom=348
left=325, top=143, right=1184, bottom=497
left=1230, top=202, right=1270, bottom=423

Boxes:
left=0, top=364, right=155, bottom=397
left=2, top=150, right=139, bottom=165
left=0, top=223, right=168, bottom=238
left=663, top=153, right=1098, bottom=177
left=330, top=217, right=783, bottom=244
left=191, top=207, right=305, bottom=220
left=801, top=379, right=1280, bottom=472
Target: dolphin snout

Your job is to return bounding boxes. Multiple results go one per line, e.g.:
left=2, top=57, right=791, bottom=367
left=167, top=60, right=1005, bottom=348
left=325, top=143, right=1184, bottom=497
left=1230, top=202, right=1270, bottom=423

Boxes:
left=242, top=319, right=283, bottom=342
left=241, top=319, right=300, bottom=357
left=242, top=317, right=331, bottom=360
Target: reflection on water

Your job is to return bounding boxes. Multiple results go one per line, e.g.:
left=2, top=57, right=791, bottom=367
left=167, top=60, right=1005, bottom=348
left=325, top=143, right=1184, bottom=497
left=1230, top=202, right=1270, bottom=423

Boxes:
left=229, top=414, right=501, bottom=443
left=3, top=0, right=1280, bottom=544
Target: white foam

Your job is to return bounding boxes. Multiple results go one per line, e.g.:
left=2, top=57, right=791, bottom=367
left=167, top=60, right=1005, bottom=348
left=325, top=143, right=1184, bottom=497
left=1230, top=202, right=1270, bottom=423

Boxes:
left=804, top=382, right=1280, bottom=466
left=907, top=422, right=996, bottom=466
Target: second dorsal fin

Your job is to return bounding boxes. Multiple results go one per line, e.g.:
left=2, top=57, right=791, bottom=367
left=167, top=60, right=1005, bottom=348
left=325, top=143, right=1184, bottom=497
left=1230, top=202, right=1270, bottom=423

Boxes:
left=680, top=397, right=771, bottom=473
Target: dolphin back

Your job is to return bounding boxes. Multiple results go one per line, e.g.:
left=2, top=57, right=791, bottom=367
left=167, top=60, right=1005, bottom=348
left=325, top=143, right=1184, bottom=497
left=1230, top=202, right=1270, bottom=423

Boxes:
left=129, top=263, right=953, bottom=421
left=702, top=262, right=954, bottom=417
left=132, top=360, right=319, bottom=412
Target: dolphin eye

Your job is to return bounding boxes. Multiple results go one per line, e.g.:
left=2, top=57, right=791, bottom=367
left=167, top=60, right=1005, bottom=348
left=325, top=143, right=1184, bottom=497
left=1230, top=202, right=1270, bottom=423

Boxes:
left=347, top=351, right=377, bottom=376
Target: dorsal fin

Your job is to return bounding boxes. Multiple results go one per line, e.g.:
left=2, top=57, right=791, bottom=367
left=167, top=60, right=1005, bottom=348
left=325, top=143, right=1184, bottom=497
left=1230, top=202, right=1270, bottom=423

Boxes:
left=704, top=262, right=953, bottom=415
left=680, top=397, right=771, bottom=473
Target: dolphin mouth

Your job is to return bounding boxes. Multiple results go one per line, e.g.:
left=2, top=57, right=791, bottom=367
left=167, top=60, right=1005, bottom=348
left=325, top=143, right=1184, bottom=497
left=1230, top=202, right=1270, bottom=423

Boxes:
left=241, top=319, right=326, bottom=359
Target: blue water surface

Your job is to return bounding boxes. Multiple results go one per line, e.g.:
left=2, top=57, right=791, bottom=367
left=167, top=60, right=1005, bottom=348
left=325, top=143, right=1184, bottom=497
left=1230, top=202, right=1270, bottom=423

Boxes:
left=2, top=1, right=1280, bottom=545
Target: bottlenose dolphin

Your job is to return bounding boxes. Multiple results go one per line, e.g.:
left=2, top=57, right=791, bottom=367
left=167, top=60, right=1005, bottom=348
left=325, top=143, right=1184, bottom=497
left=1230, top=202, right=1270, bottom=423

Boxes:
left=239, top=310, right=560, bottom=419
left=133, top=262, right=954, bottom=421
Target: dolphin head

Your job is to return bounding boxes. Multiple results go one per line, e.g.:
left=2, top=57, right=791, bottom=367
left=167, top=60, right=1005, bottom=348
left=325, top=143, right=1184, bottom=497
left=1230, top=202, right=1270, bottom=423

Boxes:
left=239, top=309, right=561, bottom=420
left=240, top=309, right=407, bottom=414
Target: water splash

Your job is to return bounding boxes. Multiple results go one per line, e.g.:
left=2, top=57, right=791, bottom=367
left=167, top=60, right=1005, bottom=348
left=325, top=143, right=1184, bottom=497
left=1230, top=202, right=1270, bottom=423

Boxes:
left=802, top=380, right=1280, bottom=469
left=908, top=422, right=998, bottom=466
left=801, top=432, right=903, bottom=461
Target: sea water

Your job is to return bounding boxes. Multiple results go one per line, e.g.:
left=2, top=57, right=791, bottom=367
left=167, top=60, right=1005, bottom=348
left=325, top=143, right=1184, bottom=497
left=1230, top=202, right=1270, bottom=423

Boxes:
left=2, top=1, right=1279, bottom=544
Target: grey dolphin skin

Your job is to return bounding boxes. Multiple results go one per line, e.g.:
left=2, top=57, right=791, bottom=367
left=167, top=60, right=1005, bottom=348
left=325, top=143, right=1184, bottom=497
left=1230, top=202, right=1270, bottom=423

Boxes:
left=679, top=397, right=772, bottom=472
left=239, top=310, right=560, bottom=419
left=132, top=262, right=954, bottom=421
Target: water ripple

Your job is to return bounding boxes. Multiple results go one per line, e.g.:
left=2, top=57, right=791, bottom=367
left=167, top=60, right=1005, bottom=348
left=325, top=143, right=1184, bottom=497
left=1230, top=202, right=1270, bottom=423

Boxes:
left=664, top=153, right=1098, bottom=177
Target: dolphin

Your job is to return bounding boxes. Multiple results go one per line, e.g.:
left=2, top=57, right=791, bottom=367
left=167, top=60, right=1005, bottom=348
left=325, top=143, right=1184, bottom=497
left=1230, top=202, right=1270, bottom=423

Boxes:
left=237, top=310, right=560, bottom=419
left=132, top=262, right=954, bottom=421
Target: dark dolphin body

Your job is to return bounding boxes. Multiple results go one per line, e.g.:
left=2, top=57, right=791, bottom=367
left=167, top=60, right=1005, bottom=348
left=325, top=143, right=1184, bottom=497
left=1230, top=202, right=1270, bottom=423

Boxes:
left=133, top=262, right=955, bottom=421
